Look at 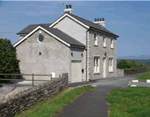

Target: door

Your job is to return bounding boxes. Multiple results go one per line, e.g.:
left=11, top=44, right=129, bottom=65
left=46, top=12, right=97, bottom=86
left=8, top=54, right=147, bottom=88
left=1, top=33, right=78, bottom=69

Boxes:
left=71, top=60, right=82, bottom=83
left=103, top=58, right=106, bottom=78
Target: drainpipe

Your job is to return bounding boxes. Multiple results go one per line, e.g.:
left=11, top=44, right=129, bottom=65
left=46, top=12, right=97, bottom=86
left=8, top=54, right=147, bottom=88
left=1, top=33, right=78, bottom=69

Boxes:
left=86, top=29, right=89, bottom=82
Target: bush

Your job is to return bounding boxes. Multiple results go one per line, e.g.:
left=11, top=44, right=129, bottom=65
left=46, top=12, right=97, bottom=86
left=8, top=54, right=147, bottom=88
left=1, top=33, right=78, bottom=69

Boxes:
left=117, top=60, right=130, bottom=69
left=117, top=59, right=147, bottom=69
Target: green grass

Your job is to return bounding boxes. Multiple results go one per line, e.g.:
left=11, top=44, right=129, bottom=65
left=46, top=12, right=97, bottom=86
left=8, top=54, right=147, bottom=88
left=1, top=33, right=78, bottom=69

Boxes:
left=136, top=72, right=150, bottom=82
left=15, top=86, right=94, bottom=117
left=106, top=87, right=150, bottom=117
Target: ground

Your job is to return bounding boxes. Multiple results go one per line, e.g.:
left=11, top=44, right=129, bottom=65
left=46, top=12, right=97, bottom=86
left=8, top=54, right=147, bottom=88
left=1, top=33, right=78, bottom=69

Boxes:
left=0, top=74, right=142, bottom=117
left=53, top=75, right=139, bottom=117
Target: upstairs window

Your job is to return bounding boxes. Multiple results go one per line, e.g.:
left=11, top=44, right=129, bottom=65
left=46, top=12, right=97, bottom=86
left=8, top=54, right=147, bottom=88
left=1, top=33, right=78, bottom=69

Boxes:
left=38, top=34, right=44, bottom=42
left=111, top=39, right=113, bottom=48
left=94, top=57, right=100, bottom=73
left=109, top=58, right=113, bottom=72
left=94, top=34, right=98, bottom=46
left=103, top=37, right=106, bottom=47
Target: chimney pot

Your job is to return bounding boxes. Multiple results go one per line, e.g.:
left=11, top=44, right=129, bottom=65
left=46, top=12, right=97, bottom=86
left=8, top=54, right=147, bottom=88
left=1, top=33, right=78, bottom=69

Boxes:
left=93, top=18, right=106, bottom=28
left=64, top=4, right=73, bottom=14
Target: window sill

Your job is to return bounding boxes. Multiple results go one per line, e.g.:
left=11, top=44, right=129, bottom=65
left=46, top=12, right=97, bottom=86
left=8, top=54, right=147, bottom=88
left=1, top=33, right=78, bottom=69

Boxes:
left=94, top=72, right=100, bottom=75
left=109, top=71, right=114, bottom=73
left=94, top=45, right=98, bottom=47
left=111, top=47, right=114, bottom=49
left=103, top=46, right=106, bottom=48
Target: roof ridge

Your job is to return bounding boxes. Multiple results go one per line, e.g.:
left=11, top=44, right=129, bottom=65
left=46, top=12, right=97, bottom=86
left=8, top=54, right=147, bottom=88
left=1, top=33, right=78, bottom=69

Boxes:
left=29, top=23, right=51, bottom=26
left=70, top=14, right=102, bottom=27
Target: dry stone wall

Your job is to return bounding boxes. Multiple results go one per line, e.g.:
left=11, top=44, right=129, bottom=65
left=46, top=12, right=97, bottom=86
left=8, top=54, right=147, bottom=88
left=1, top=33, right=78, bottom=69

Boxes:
left=117, top=69, right=124, bottom=77
left=0, top=73, right=68, bottom=117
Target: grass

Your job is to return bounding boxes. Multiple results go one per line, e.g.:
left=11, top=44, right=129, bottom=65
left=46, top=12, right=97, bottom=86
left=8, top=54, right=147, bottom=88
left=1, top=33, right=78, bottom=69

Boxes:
left=15, top=86, right=94, bottom=117
left=135, top=72, right=150, bottom=82
left=106, top=87, right=150, bottom=117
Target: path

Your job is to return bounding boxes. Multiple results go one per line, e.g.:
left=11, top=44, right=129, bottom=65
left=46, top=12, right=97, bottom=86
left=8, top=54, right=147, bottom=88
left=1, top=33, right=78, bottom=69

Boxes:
left=54, top=75, right=138, bottom=117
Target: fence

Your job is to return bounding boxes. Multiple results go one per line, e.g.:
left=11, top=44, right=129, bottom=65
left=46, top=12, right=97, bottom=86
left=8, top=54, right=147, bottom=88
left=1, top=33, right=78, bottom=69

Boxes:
left=0, top=73, right=54, bottom=86
left=124, top=67, right=147, bottom=75
left=0, top=73, right=68, bottom=117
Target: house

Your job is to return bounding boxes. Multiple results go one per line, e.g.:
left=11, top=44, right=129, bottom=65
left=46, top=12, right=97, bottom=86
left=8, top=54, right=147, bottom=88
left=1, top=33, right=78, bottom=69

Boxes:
left=14, top=5, right=123, bottom=83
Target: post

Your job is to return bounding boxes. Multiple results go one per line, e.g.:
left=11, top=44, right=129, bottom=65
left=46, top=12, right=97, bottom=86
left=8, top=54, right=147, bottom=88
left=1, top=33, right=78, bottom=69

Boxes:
left=32, top=73, right=34, bottom=86
left=50, top=74, right=52, bottom=81
left=14, top=75, right=16, bottom=87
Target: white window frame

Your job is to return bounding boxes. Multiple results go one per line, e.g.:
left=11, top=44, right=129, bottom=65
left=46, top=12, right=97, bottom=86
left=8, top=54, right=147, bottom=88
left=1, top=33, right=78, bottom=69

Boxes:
left=94, top=34, right=98, bottom=46
left=111, top=39, right=113, bottom=48
left=109, top=58, right=113, bottom=72
left=94, top=57, right=100, bottom=73
left=103, top=37, right=106, bottom=47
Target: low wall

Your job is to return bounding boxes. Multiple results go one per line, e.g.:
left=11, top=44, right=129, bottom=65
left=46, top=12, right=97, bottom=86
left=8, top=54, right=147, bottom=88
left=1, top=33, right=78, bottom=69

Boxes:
left=0, top=73, right=68, bottom=117
left=117, top=69, right=124, bottom=77
left=124, top=67, right=147, bottom=75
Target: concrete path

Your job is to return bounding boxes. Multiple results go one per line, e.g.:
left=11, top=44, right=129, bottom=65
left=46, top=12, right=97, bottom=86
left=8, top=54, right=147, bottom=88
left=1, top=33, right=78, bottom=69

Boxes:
left=54, top=75, right=138, bottom=117
left=130, top=82, right=150, bottom=87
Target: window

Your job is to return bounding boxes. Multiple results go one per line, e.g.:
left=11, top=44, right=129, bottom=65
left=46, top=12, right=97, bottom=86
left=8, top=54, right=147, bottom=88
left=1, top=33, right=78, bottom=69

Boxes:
left=94, top=34, right=98, bottom=46
left=111, top=39, right=113, bottom=48
left=94, top=57, right=100, bottom=73
left=38, top=34, right=44, bottom=42
left=103, top=37, right=106, bottom=47
left=109, top=58, right=113, bottom=72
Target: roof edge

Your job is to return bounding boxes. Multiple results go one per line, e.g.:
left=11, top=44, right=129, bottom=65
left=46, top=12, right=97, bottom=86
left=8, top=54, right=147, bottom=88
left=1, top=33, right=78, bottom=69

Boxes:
left=14, top=26, right=70, bottom=47
left=90, top=27, right=119, bottom=38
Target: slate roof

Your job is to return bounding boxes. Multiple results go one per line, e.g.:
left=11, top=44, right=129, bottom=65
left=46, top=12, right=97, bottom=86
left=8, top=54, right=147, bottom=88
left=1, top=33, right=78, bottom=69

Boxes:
left=69, top=14, right=119, bottom=37
left=41, top=26, right=85, bottom=48
left=17, top=23, right=51, bottom=34
left=16, top=13, right=119, bottom=47
left=16, top=24, right=85, bottom=48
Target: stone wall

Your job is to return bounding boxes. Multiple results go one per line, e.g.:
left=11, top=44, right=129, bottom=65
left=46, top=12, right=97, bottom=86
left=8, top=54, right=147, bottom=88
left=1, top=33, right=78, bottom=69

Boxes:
left=0, top=73, right=68, bottom=117
left=117, top=69, right=124, bottom=77
left=88, top=30, right=118, bottom=80
left=16, top=29, right=70, bottom=79
left=124, top=67, right=147, bottom=75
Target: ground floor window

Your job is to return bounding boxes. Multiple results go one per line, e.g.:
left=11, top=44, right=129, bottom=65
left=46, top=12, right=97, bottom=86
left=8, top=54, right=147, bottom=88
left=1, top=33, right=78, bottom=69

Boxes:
left=94, top=57, right=100, bottom=73
left=109, top=58, right=113, bottom=72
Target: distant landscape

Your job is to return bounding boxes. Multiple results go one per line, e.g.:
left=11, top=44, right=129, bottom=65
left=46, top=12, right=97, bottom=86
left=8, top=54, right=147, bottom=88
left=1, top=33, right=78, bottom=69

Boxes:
left=117, top=55, right=150, bottom=66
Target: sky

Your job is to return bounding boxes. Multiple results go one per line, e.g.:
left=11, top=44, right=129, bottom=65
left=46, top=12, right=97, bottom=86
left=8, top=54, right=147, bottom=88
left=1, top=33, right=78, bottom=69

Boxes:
left=0, top=1, right=150, bottom=58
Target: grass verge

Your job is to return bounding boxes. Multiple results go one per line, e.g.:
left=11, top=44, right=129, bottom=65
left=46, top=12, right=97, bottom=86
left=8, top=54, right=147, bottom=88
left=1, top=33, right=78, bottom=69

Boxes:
left=136, top=72, right=150, bottom=82
left=106, top=87, right=150, bottom=117
left=15, top=85, right=94, bottom=117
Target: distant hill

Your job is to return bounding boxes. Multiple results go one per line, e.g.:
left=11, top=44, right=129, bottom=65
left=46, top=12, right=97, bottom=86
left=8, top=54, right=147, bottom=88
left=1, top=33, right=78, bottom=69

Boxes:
left=118, top=55, right=150, bottom=60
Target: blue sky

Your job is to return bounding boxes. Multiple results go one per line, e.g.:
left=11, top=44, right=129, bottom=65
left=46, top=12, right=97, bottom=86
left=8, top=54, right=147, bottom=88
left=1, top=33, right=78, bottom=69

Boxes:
left=0, top=1, right=150, bottom=57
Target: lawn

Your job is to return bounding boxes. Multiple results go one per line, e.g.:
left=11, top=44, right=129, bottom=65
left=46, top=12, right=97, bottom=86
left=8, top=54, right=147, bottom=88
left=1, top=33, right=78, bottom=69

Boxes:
left=15, top=85, right=94, bottom=117
left=106, top=87, right=150, bottom=117
left=136, top=72, right=150, bottom=82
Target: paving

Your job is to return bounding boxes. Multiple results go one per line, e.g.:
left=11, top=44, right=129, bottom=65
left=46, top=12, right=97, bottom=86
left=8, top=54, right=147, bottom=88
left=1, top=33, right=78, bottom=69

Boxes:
left=54, top=75, right=138, bottom=117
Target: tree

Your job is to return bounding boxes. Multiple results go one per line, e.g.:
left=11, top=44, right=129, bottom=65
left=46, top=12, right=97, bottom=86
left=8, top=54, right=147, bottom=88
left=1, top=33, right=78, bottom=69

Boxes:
left=128, top=60, right=137, bottom=68
left=117, top=60, right=130, bottom=69
left=0, top=38, right=20, bottom=81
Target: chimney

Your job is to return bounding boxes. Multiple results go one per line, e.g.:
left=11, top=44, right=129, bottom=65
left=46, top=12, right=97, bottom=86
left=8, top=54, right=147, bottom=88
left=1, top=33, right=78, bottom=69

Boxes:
left=94, top=18, right=106, bottom=28
left=64, top=4, right=73, bottom=14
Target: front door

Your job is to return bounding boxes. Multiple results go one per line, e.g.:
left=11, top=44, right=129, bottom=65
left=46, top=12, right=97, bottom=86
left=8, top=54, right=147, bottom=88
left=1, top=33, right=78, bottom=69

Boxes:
left=71, top=60, right=82, bottom=83
left=103, top=58, right=106, bottom=78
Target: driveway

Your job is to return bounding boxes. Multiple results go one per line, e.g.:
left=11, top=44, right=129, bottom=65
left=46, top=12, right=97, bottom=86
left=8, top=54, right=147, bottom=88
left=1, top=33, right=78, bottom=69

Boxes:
left=54, top=75, right=138, bottom=117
